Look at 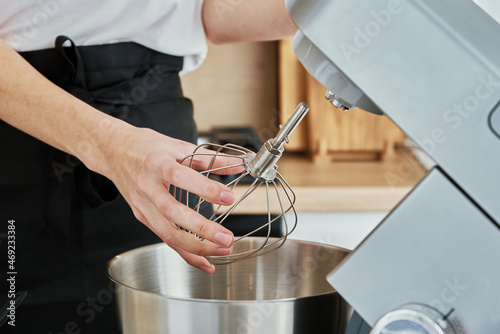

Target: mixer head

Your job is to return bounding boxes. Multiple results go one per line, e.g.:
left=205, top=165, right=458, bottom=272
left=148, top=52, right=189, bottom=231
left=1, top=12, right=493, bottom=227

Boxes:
left=173, top=103, right=310, bottom=265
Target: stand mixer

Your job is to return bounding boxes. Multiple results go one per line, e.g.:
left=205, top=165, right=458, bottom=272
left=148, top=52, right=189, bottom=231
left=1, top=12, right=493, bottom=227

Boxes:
left=286, top=0, right=500, bottom=333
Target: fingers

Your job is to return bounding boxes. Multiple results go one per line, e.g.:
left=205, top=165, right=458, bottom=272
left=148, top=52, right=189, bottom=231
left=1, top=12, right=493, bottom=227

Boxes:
left=165, top=163, right=237, bottom=206
left=131, top=194, right=233, bottom=273
left=153, top=182, right=234, bottom=245
left=136, top=181, right=234, bottom=252
left=170, top=245, right=215, bottom=274
left=180, top=146, right=246, bottom=176
left=151, top=222, right=228, bottom=273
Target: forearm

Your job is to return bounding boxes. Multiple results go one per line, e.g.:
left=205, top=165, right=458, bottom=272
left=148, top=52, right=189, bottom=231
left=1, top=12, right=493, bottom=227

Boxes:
left=0, top=38, right=128, bottom=176
left=202, top=0, right=297, bottom=44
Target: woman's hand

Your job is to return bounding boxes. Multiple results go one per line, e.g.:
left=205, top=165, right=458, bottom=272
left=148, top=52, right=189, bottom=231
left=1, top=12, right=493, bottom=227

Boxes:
left=94, top=125, right=245, bottom=274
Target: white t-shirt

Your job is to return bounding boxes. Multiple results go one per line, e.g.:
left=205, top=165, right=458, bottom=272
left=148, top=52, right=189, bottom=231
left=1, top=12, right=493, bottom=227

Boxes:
left=0, top=0, right=208, bottom=74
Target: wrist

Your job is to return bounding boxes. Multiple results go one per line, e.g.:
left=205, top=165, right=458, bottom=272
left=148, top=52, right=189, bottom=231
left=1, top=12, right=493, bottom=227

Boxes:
left=69, top=108, right=135, bottom=180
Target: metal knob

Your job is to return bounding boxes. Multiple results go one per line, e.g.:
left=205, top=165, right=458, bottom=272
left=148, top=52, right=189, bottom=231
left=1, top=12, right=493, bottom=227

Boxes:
left=325, top=90, right=357, bottom=111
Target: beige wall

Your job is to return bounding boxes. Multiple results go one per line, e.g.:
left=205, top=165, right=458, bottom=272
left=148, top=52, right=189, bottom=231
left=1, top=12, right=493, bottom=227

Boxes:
left=181, top=41, right=279, bottom=142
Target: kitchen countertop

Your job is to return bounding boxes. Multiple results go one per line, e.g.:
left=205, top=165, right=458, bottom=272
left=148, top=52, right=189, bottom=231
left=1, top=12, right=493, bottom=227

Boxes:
left=230, top=148, right=428, bottom=214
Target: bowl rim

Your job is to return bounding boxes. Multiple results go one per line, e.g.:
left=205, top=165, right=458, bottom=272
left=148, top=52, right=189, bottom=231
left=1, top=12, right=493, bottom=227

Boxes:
left=105, top=237, right=351, bottom=304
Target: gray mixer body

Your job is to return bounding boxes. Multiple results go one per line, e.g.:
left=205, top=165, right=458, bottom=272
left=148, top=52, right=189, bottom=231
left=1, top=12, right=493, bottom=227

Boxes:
left=287, top=0, right=500, bottom=332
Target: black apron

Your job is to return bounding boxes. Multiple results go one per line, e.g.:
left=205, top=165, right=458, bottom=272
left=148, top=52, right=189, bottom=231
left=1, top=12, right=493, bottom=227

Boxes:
left=0, top=36, right=199, bottom=333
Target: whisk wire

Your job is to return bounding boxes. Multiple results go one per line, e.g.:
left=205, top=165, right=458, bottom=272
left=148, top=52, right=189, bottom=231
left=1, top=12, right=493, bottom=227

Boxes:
left=212, top=178, right=261, bottom=225
left=276, top=173, right=298, bottom=236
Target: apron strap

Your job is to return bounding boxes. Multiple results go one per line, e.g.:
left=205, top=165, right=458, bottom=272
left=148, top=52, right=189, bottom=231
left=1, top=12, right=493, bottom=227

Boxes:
left=55, top=36, right=87, bottom=89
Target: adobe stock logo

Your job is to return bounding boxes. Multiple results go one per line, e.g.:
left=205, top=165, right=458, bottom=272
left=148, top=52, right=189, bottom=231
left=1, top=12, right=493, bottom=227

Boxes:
left=429, top=278, right=467, bottom=311
left=340, top=0, right=404, bottom=63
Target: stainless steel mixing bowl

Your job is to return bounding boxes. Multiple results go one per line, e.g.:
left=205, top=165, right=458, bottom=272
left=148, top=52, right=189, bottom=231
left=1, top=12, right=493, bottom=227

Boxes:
left=107, top=238, right=351, bottom=334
